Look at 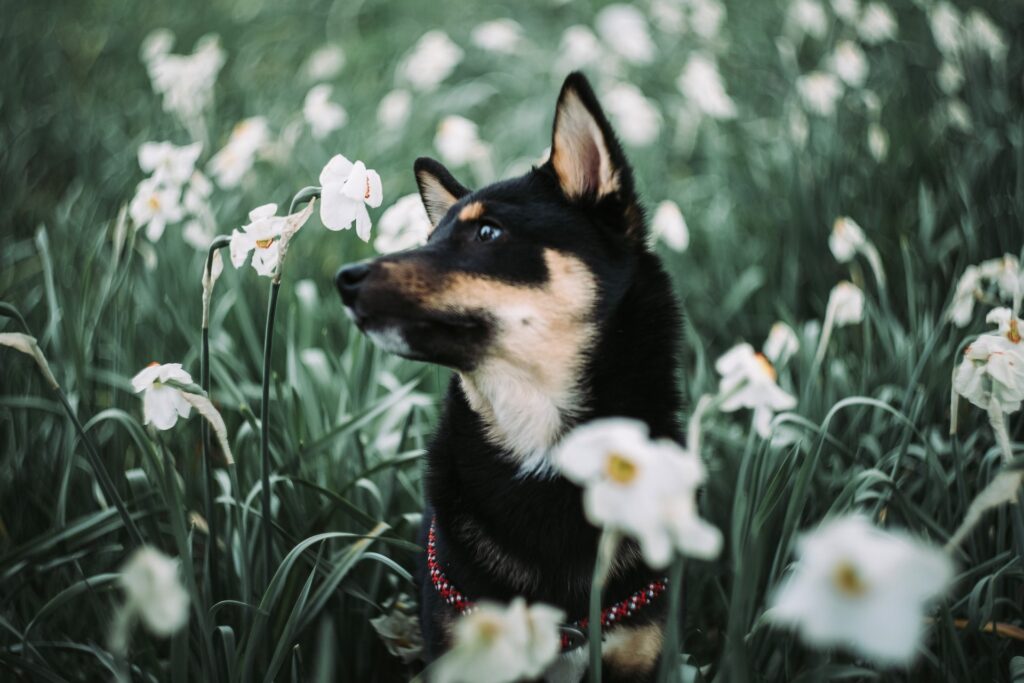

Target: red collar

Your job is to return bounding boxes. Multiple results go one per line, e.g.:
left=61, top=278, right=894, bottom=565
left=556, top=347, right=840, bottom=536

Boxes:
left=426, top=516, right=668, bottom=651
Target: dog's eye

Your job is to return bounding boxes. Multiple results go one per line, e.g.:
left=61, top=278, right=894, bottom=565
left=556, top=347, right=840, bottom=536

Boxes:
left=475, top=224, right=503, bottom=242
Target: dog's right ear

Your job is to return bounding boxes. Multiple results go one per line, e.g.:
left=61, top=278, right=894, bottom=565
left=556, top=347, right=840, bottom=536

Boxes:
left=414, top=157, right=471, bottom=228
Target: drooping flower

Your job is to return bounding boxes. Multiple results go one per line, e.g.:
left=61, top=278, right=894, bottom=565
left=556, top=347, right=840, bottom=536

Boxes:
left=555, top=418, right=722, bottom=567
left=375, top=193, right=431, bottom=254
left=399, top=31, right=463, bottom=92
left=131, top=362, right=194, bottom=430
left=716, top=343, right=798, bottom=438
left=303, top=84, right=348, bottom=140
left=303, top=44, right=345, bottom=81
left=208, top=117, right=271, bottom=189
left=471, top=19, right=524, bottom=54
left=120, top=546, right=190, bottom=637
left=318, top=154, right=383, bottom=240
left=827, top=280, right=865, bottom=326
left=129, top=178, right=185, bottom=241
left=138, top=141, right=203, bottom=187
left=595, top=4, right=655, bottom=64
left=432, top=598, right=564, bottom=683
left=677, top=53, right=737, bottom=120
left=377, top=89, right=413, bottom=131
left=830, top=40, right=869, bottom=88
left=797, top=71, right=843, bottom=117
left=767, top=515, right=952, bottom=666
left=651, top=200, right=690, bottom=252
left=953, top=308, right=1024, bottom=414
left=434, top=116, right=490, bottom=167
left=829, top=216, right=866, bottom=263
left=764, top=322, right=800, bottom=366
left=602, top=83, right=662, bottom=147
left=857, top=2, right=897, bottom=44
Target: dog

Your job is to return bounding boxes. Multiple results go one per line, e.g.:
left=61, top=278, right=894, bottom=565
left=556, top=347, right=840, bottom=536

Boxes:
left=336, top=72, right=684, bottom=682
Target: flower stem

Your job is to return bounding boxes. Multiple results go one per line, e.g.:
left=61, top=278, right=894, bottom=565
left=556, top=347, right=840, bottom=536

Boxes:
left=810, top=303, right=836, bottom=374
left=260, top=280, right=281, bottom=586
left=288, top=186, right=321, bottom=215
left=588, top=529, right=620, bottom=682
left=656, top=556, right=686, bottom=683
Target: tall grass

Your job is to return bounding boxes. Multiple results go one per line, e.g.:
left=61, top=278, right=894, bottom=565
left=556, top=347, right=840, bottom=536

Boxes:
left=2, top=0, right=1023, bottom=680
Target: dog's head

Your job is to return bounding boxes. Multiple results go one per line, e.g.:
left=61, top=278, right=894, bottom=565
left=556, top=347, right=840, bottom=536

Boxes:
left=336, top=72, right=649, bottom=378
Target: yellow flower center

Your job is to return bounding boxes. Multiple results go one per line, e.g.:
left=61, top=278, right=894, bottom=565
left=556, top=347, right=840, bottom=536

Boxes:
left=148, top=196, right=161, bottom=210
left=755, top=353, right=777, bottom=381
left=605, top=452, right=638, bottom=484
left=832, top=561, right=868, bottom=597
left=255, top=238, right=274, bottom=249
left=1008, top=319, right=1021, bottom=344
left=477, top=620, right=501, bottom=643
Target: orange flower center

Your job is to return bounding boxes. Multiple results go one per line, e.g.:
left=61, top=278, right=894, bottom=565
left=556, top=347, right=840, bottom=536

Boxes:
left=255, top=238, right=274, bottom=249
left=1009, top=319, right=1021, bottom=344
left=605, top=452, right=638, bottom=484
left=755, top=353, right=777, bottom=381
left=364, top=178, right=372, bottom=200
left=832, top=561, right=868, bottom=597
left=147, top=361, right=160, bottom=368
left=148, top=196, right=161, bottom=210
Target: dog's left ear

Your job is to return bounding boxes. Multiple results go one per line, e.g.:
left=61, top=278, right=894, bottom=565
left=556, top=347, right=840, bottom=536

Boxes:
left=548, top=73, right=640, bottom=234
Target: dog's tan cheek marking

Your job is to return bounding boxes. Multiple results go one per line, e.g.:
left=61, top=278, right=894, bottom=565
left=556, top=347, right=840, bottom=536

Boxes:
left=603, top=623, right=664, bottom=675
left=377, top=260, right=432, bottom=302
left=458, top=201, right=485, bottom=222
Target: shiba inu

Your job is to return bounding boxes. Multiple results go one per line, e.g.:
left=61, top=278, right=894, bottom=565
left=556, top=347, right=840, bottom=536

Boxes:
left=336, top=72, right=683, bottom=682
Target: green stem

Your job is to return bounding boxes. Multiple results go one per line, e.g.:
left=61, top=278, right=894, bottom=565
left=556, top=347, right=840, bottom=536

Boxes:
left=288, top=187, right=321, bottom=215
left=260, top=281, right=281, bottom=586
left=202, top=241, right=228, bottom=602
left=588, top=529, right=620, bottom=682
left=656, top=557, right=686, bottom=683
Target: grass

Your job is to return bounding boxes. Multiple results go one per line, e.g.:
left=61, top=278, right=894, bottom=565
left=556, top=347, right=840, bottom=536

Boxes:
left=2, top=0, right=1023, bottom=680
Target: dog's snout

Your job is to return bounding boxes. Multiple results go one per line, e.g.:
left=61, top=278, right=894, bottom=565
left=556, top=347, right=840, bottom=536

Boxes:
left=335, top=262, right=371, bottom=306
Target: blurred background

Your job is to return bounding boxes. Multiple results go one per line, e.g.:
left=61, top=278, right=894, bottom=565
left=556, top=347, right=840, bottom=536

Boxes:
left=2, top=0, right=1023, bottom=680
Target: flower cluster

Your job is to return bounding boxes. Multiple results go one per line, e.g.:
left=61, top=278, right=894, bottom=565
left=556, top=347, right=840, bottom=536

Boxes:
left=129, top=141, right=207, bottom=242
left=953, top=308, right=1024, bottom=415
left=141, top=30, right=225, bottom=137
left=948, top=254, right=1022, bottom=328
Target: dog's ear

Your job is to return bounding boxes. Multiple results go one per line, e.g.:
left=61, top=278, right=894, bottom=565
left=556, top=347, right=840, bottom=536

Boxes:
left=414, top=157, right=471, bottom=228
left=548, top=73, right=636, bottom=208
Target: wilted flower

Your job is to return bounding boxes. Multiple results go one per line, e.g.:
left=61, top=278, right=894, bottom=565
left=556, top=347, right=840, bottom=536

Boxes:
left=319, top=154, right=383, bottom=240
left=208, top=117, right=271, bottom=189
left=764, top=322, right=800, bottom=366
left=555, top=418, right=722, bottom=567
left=433, top=598, right=564, bottom=683
left=595, top=5, right=654, bottom=65
left=827, top=281, right=865, bottom=326
left=129, top=178, right=184, bottom=241
left=797, top=71, right=843, bottom=116
left=768, top=515, right=952, bottom=666
left=377, top=89, right=413, bottom=132
left=954, top=308, right=1024, bottom=414
left=131, top=362, right=194, bottom=430
left=370, top=597, right=424, bottom=663
left=400, top=31, right=463, bottom=92
left=716, top=344, right=798, bottom=438
left=830, top=40, right=868, bottom=88
left=651, top=200, right=690, bottom=252
left=303, top=84, right=347, bottom=140
left=857, top=2, right=897, bottom=44
left=787, top=0, right=828, bottom=40
left=435, top=115, right=490, bottom=167
left=471, top=19, right=523, bottom=54
left=556, top=25, right=603, bottom=73
left=375, top=193, right=431, bottom=254
left=678, top=54, right=737, bottom=120
left=138, top=141, right=203, bottom=187
left=867, top=123, right=889, bottom=161
left=303, top=44, right=345, bottom=81
left=120, top=547, right=190, bottom=637
left=602, top=83, right=662, bottom=147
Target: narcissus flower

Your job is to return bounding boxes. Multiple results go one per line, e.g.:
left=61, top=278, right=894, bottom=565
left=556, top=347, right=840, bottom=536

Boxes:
left=208, top=117, right=270, bottom=189
left=954, top=308, right=1024, bottom=414
left=230, top=202, right=316, bottom=278
left=120, top=546, right=190, bottom=637
left=400, top=31, right=463, bottom=92
left=595, top=4, right=655, bottom=65
left=768, top=515, right=952, bottom=666
left=131, top=363, right=194, bottom=430
left=716, top=343, right=798, bottom=438
left=303, top=84, right=347, bottom=140
left=377, top=89, right=412, bottom=131
left=829, top=216, right=866, bottom=263
left=797, top=71, right=843, bottom=117
left=129, top=178, right=184, bottom=241
left=556, top=25, right=602, bottom=73
left=857, top=2, right=898, bottom=44
left=651, top=200, right=690, bottom=252
left=830, top=41, right=869, bottom=88
left=471, top=19, right=524, bottom=54
left=677, top=53, right=737, bottom=119
left=435, top=116, right=490, bottom=168
left=375, top=193, right=431, bottom=254
left=763, top=322, right=800, bottom=366
left=318, top=154, right=383, bottom=241
left=827, top=281, right=865, bottom=326
left=138, top=141, right=203, bottom=187
left=302, top=44, right=345, bottom=81
left=603, top=83, right=662, bottom=147
left=433, top=598, right=564, bottom=683
left=787, top=0, right=828, bottom=40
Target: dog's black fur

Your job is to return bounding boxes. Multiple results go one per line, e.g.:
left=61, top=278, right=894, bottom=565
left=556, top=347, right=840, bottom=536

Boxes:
left=336, top=73, right=682, bottom=681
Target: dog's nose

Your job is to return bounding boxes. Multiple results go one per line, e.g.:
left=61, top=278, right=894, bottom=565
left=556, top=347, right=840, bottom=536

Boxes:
left=335, top=262, right=371, bottom=306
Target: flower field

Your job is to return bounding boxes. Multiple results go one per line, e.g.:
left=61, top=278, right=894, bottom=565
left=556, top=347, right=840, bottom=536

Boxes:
left=1, top=0, right=1023, bottom=681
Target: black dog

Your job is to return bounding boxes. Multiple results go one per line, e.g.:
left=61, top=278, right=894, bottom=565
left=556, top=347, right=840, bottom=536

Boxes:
left=337, top=72, right=683, bottom=681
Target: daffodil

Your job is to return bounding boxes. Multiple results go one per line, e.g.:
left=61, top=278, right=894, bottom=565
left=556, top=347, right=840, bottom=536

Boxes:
left=434, top=116, right=490, bottom=168
left=129, top=178, right=185, bottom=241
left=857, top=2, right=898, bottom=44
left=144, top=33, right=225, bottom=136
left=208, top=117, right=270, bottom=189
left=677, top=53, right=737, bottom=120
left=375, top=193, right=431, bottom=254
left=303, top=84, right=347, bottom=140
left=377, top=89, right=412, bottom=132
left=138, top=141, right=203, bottom=187
left=768, top=515, right=952, bottom=666
left=787, top=0, right=828, bottom=41
left=230, top=202, right=316, bottom=278
left=119, top=546, right=190, bottom=638
left=953, top=308, right=1024, bottom=414
left=797, top=71, right=843, bottom=117
left=716, top=343, right=798, bottom=438
left=948, top=264, right=983, bottom=327
left=470, top=19, right=523, bottom=54
left=651, top=200, right=690, bottom=252
left=603, top=83, right=662, bottom=147
left=595, top=4, right=655, bottom=65
left=399, top=31, right=462, bottom=92
left=432, top=598, right=564, bottom=683
left=302, top=44, right=345, bottom=81
left=827, top=281, right=865, bottom=326
left=318, top=154, right=383, bottom=240
left=131, top=362, right=194, bottom=430
left=763, top=322, right=800, bottom=366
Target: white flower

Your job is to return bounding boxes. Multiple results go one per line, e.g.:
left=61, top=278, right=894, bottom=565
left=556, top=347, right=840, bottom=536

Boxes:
left=716, top=344, right=798, bottom=438
left=963, top=10, right=1007, bottom=63
left=979, top=255, right=1022, bottom=303
left=303, top=84, right=348, bottom=140
left=948, top=265, right=981, bottom=327
left=554, top=418, right=722, bottom=567
left=375, top=193, right=431, bottom=254
left=954, top=308, right=1024, bottom=414
left=677, top=54, right=737, bottom=120
left=208, top=117, right=271, bottom=189
left=433, top=598, right=564, bottom=683
left=688, top=0, right=727, bottom=40
left=303, top=44, right=345, bottom=81
left=827, top=281, right=865, bottom=326
left=595, top=4, right=655, bottom=65
left=400, top=31, right=463, bottom=92
left=764, top=322, right=800, bottom=366
left=797, top=71, right=843, bottom=116
left=120, top=547, right=190, bottom=637
left=145, top=35, right=225, bottom=131
left=650, top=0, right=686, bottom=34
left=140, top=28, right=174, bottom=64
left=929, top=3, right=962, bottom=56
left=831, top=0, right=860, bottom=24
left=318, top=154, right=383, bottom=241
left=830, top=40, right=868, bottom=88
left=228, top=202, right=315, bottom=278
left=829, top=216, right=866, bottom=263
left=651, top=200, right=690, bottom=252
left=131, top=362, right=194, bottom=430
left=377, top=89, right=413, bottom=131
left=435, top=116, right=490, bottom=167
left=867, top=123, right=888, bottom=161
left=138, top=141, right=203, bottom=187
left=857, top=2, right=897, bottom=44
left=129, top=178, right=184, bottom=241
left=602, top=83, right=662, bottom=147
left=787, top=0, right=828, bottom=40
left=471, top=19, right=523, bottom=54
left=768, top=515, right=952, bottom=666
left=556, top=26, right=603, bottom=72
